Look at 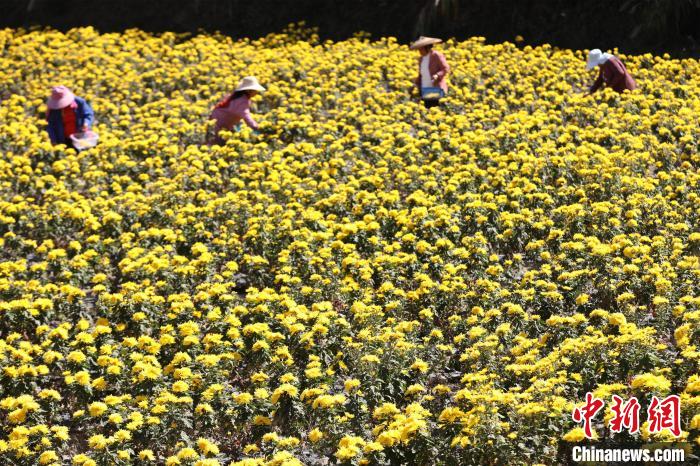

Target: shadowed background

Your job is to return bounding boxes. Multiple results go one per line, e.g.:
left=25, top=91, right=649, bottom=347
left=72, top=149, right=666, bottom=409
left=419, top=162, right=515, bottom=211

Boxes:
left=2, top=0, right=699, bottom=55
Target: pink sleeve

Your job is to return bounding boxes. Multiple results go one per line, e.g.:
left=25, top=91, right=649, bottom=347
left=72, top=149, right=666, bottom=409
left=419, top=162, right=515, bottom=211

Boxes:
left=242, top=108, right=258, bottom=130
left=435, top=52, right=450, bottom=80
left=223, top=98, right=259, bottom=129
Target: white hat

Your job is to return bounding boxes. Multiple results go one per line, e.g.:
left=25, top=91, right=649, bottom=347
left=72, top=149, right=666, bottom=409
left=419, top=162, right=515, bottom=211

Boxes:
left=586, top=49, right=612, bottom=70
left=410, top=36, right=442, bottom=50
left=235, top=76, right=266, bottom=93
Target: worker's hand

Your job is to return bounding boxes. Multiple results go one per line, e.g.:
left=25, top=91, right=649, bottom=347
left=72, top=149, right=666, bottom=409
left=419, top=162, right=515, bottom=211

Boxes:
left=82, top=124, right=89, bottom=133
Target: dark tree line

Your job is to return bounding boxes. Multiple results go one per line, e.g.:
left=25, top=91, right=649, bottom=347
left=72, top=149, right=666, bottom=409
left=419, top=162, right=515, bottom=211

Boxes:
left=2, top=0, right=699, bottom=55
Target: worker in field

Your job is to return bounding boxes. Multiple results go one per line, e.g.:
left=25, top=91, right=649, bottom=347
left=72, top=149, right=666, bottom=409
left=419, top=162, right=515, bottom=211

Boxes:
left=208, top=76, right=265, bottom=144
left=46, top=85, right=95, bottom=147
left=586, top=49, right=637, bottom=94
left=410, top=36, right=450, bottom=108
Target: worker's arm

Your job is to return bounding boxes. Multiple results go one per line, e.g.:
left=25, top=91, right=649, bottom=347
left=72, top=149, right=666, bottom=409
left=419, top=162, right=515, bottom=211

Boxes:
left=241, top=108, right=259, bottom=130
left=433, top=52, right=450, bottom=82
left=76, top=97, right=95, bottom=130
left=589, top=69, right=604, bottom=93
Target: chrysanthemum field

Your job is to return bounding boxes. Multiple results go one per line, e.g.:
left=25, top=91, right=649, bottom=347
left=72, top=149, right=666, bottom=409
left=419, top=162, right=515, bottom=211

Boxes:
left=1, top=25, right=699, bottom=465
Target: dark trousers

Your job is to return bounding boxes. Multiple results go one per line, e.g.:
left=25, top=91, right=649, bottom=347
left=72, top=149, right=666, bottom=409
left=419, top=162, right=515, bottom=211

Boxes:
left=422, top=99, right=440, bottom=108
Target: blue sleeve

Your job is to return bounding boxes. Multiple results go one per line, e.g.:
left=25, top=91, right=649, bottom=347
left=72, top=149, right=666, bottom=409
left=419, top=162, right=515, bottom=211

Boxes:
left=75, top=97, right=95, bottom=128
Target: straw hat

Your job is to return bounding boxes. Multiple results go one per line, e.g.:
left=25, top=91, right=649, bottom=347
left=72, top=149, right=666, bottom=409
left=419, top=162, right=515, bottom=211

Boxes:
left=47, top=85, right=75, bottom=110
left=586, top=49, right=612, bottom=70
left=410, top=36, right=442, bottom=50
left=235, top=76, right=266, bottom=93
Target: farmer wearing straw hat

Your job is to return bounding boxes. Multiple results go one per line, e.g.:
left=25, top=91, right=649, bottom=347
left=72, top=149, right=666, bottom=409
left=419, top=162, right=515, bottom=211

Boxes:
left=410, top=36, right=450, bottom=108
left=208, top=76, right=266, bottom=144
left=586, top=49, right=637, bottom=94
left=46, top=85, right=95, bottom=146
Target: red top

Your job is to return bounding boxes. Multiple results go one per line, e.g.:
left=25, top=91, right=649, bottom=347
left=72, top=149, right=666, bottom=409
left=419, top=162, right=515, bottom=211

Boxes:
left=590, top=56, right=637, bottom=94
left=62, top=103, right=78, bottom=140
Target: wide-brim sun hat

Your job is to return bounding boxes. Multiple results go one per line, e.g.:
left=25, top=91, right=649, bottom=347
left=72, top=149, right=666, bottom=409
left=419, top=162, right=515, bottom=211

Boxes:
left=410, top=36, right=442, bottom=50
left=586, top=49, right=611, bottom=70
left=235, top=76, right=266, bottom=93
left=47, top=85, right=75, bottom=110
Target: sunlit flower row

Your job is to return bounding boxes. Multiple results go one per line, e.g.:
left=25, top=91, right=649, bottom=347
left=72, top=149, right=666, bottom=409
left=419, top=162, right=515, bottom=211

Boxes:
left=1, top=24, right=699, bottom=465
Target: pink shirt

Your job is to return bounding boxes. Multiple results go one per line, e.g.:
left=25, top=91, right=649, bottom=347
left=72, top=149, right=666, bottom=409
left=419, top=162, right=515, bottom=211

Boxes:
left=210, top=95, right=258, bottom=131
left=414, top=50, right=450, bottom=93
